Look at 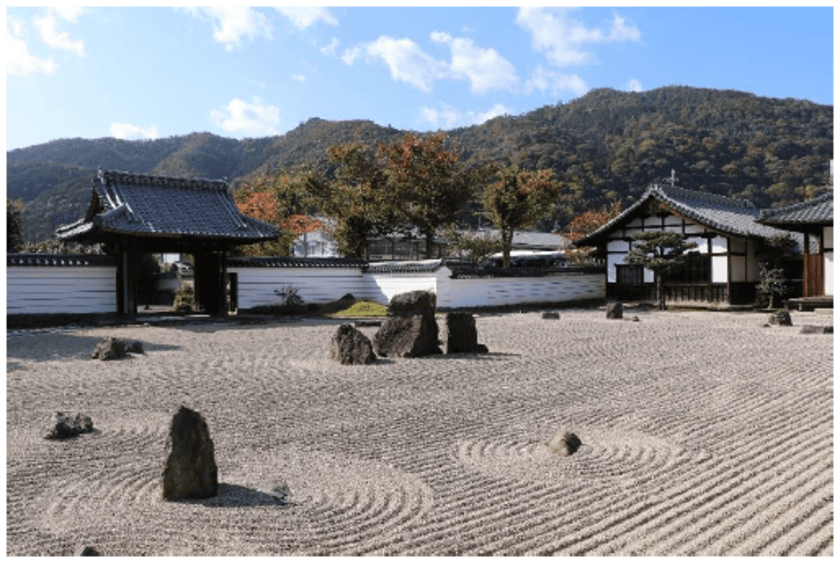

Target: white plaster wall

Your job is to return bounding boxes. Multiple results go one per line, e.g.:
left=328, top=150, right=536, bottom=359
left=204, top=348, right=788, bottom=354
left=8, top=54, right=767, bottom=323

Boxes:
left=228, top=266, right=371, bottom=309
left=7, top=266, right=117, bottom=314
left=824, top=251, right=833, bottom=296
left=445, top=273, right=605, bottom=309
left=712, top=255, right=729, bottom=283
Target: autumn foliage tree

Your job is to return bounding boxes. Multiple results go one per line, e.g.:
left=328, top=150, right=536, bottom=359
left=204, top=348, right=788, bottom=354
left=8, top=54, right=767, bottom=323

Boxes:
left=379, top=133, right=478, bottom=258
left=325, top=142, right=395, bottom=258
left=233, top=169, right=326, bottom=257
left=482, top=165, right=559, bottom=267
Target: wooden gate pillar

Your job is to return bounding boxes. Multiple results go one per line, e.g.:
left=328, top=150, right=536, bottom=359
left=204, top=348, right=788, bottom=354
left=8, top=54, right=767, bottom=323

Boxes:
left=194, top=250, right=227, bottom=316
left=116, top=245, right=138, bottom=316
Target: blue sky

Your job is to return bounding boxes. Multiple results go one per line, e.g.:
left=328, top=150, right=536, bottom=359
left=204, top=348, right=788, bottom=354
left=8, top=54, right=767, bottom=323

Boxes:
left=5, top=5, right=834, bottom=151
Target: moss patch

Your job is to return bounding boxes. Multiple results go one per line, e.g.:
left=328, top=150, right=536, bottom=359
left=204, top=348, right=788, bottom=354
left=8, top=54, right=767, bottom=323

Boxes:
left=332, top=301, right=389, bottom=318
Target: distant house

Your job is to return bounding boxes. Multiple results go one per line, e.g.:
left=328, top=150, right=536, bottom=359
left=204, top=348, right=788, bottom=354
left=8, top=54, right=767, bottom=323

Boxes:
left=575, top=184, right=797, bottom=307
left=757, top=190, right=833, bottom=304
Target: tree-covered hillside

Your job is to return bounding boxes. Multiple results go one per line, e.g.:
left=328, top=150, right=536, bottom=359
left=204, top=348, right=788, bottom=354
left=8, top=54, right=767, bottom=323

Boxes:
left=7, top=86, right=832, bottom=243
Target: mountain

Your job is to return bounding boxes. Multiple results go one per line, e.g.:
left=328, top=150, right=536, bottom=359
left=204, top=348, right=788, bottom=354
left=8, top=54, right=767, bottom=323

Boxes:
left=8, top=86, right=833, bottom=243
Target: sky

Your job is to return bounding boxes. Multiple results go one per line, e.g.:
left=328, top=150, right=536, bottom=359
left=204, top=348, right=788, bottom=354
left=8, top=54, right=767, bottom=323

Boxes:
left=5, top=4, right=835, bottom=151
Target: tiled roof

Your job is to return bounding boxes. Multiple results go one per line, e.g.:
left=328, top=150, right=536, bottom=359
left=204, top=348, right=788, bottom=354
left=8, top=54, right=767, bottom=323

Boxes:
left=365, top=259, right=449, bottom=274
left=576, top=184, right=793, bottom=246
left=226, top=256, right=368, bottom=269
left=7, top=253, right=116, bottom=267
left=55, top=170, right=280, bottom=243
left=757, top=190, right=833, bottom=228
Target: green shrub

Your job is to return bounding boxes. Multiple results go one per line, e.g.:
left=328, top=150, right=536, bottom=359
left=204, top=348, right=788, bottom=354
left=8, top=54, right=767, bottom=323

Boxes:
left=173, top=284, right=195, bottom=313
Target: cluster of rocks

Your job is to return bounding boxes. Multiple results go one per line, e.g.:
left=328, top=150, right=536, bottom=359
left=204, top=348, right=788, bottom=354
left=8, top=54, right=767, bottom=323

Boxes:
left=45, top=412, right=95, bottom=440
left=330, top=290, right=488, bottom=364
left=90, top=337, right=144, bottom=360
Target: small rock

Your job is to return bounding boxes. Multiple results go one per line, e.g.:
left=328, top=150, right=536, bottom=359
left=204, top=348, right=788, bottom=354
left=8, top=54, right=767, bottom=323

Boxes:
left=542, top=312, right=560, bottom=320
left=45, top=412, right=94, bottom=440
left=767, top=311, right=792, bottom=326
left=606, top=302, right=623, bottom=320
left=90, top=337, right=127, bottom=360
left=625, top=315, right=640, bottom=322
left=799, top=325, right=833, bottom=334
left=75, top=546, right=101, bottom=556
left=549, top=431, right=582, bottom=456
left=124, top=340, right=144, bottom=354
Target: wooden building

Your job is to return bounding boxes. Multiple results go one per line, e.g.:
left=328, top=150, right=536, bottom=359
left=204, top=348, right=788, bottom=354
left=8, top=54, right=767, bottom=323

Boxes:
left=575, top=184, right=797, bottom=307
left=758, top=190, right=833, bottom=304
left=55, top=169, right=280, bottom=316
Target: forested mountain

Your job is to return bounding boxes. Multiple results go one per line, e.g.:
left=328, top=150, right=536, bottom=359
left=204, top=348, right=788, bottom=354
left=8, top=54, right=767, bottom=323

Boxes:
left=8, top=86, right=832, bottom=243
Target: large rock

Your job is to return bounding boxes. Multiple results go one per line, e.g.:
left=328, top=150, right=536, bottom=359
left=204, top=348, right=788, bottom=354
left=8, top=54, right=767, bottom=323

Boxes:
left=331, top=323, right=376, bottom=365
left=444, top=312, right=488, bottom=354
left=800, top=325, right=833, bottom=334
left=388, top=290, right=437, bottom=317
left=45, top=412, right=94, bottom=440
left=606, top=302, right=623, bottom=320
left=374, top=315, right=441, bottom=358
left=162, top=406, right=218, bottom=501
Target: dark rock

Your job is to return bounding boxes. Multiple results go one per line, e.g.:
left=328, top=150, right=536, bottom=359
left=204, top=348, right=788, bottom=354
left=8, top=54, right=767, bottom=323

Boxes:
left=445, top=312, right=487, bottom=354
left=768, top=310, right=792, bottom=326
left=124, top=340, right=144, bottom=354
left=374, top=315, right=441, bottom=358
left=331, top=323, right=376, bottom=365
left=625, top=315, right=640, bottom=322
left=799, top=325, right=833, bottom=334
left=549, top=431, right=582, bottom=456
left=75, top=546, right=101, bottom=556
left=606, top=302, right=623, bottom=320
left=354, top=320, right=382, bottom=328
left=542, top=312, right=560, bottom=320
left=90, top=337, right=127, bottom=360
left=45, top=412, right=94, bottom=440
left=387, top=290, right=436, bottom=317
left=162, top=406, right=218, bottom=501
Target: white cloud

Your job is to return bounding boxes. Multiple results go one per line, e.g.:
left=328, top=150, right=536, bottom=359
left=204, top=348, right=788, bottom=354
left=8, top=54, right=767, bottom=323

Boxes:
left=525, top=66, right=589, bottom=97
left=347, top=36, right=447, bottom=92
left=516, top=7, right=640, bottom=68
left=7, top=17, right=57, bottom=76
left=625, top=78, right=643, bottom=92
left=430, top=32, right=518, bottom=95
left=419, top=103, right=512, bottom=130
left=320, top=37, right=340, bottom=56
left=291, top=73, right=306, bottom=83
left=191, top=7, right=272, bottom=52
left=276, top=7, right=338, bottom=29
left=33, top=8, right=85, bottom=57
left=210, top=96, right=281, bottom=137
left=110, top=122, right=159, bottom=141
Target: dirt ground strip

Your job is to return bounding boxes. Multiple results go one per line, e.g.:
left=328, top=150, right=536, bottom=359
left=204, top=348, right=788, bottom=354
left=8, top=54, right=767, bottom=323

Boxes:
left=6, top=308, right=834, bottom=556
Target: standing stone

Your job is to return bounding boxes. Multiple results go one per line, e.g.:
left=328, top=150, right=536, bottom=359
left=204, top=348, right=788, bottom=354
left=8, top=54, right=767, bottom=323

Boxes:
left=606, top=302, right=623, bottom=320
left=331, top=323, right=376, bottom=365
left=387, top=290, right=437, bottom=317
left=444, top=312, right=488, bottom=354
left=374, top=291, right=441, bottom=357
left=768, top=310, right=793, bottom=326
left=162, top=406, right=218, bottom=501
left=374, top=315, right=441, bottom=357
left=45, top=412, right=94, bottom=440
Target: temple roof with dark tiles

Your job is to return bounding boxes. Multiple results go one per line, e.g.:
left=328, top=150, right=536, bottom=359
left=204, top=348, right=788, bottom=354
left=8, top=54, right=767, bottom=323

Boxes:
left=55, top=170, right=280, bottom=245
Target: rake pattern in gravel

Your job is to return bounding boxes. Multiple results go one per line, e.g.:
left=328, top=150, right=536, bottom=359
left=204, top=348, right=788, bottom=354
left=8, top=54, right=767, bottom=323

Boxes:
left=6, top=310, right=833, bottom=556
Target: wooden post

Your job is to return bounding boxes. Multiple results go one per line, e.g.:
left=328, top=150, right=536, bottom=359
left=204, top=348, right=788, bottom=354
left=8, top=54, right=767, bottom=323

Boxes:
left=116, top=245, right=138, bottom=316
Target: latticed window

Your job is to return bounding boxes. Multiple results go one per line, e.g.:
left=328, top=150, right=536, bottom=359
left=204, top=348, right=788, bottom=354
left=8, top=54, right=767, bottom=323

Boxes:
left=662, top=253, right=711, bottom=283
left=616, top=264, right=644, bottom=286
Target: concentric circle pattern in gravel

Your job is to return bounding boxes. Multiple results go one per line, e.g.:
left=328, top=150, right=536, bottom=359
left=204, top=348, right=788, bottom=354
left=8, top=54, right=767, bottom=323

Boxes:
left=6, top=309, right=833, bottom=556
